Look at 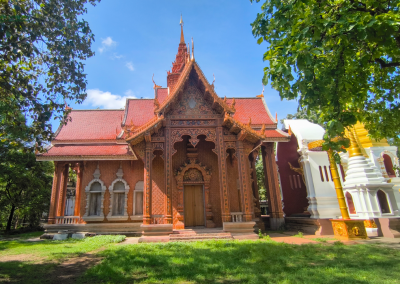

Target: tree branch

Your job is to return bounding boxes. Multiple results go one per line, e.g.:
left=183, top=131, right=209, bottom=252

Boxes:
left=375, top=58, right=400, bottom=68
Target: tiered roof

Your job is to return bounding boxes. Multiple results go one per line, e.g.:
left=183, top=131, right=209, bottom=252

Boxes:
left=37, top=21, right=289, bottom=161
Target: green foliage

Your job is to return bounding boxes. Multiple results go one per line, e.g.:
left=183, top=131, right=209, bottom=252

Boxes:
left=0, top=0, right=99, bottom=151
left=294, top=231, right=304, bottom=238
left=0, top=148, right=54, bottom=231
left=251, top=0, right=400, bottom=154
left=255, top=151, right=266, bottom=201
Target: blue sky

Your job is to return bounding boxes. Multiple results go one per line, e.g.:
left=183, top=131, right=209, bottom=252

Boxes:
left=58, top=0, right=298, bottom=131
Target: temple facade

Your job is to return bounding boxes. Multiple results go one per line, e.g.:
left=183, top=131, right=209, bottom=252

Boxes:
left=37, top=23, right=290, bottom=235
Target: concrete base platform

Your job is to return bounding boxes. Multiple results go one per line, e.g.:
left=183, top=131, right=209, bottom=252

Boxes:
left=223, top=221, right=256, bottom=233
left=138, top=236, right=170, bottom=243
left=44, top=222, right=142, bottom=234
left=285, top=217, right=334, bottom=235
left=376, top=218, right=400, bottom=238
left=141, top=224, right=173, bottom=236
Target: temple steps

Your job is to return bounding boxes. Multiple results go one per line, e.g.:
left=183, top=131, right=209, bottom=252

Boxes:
left=169, top=232, right=234, bottom=242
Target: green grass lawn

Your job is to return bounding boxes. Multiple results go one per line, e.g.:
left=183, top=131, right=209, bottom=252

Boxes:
left=0, top=235, right=125, bottom=283
left=1, top=235, right=400, bottom=284
left=80, top=240, right=400, bottom=284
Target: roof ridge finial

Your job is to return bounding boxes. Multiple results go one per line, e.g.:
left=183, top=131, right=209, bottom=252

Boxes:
left=288, top=125, right=292, bottom=136
left=187, top=42, right=190, bottom=62
left=257, top=84, right=265, bottom=98
left=191, top=37, right=195, bottom=61
left=275, top=112, right=278, bottom=123
left=180, top=14, right=185, bottom=43
left=152, top=74, right=161, bottom=89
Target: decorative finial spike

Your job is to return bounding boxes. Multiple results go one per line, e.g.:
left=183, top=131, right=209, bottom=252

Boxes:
left=152, top=74, right=161, bottom=89
left=180, top=14, right=185, bottom=43
left=191, top=37, right=194, bottom=60
left=248, top=117, right=252, bottom=127
left=275, top=112, right=278, bottom=122
left=288, top=125, right=292, bottom=136
left=261, top=124, right=266, bottom=134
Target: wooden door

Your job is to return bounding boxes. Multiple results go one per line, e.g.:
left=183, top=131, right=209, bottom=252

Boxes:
left=184, top=185, right=205, bottom=227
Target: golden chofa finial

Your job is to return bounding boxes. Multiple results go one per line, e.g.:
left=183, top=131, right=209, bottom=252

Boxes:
left=261, top=124, right=266, bottom=134
left=288, top=125, right=292, bottom=136
left=275, top=112, right=278, bottom=123
left=257, top=84, right=265, bottom=98
left=248, top=117, right=252, bottom=127
left=152, top=74, right=161, bottom=89
left=191, top=37, right=195, bottom=61
left=180, top=14, right=185, bottom=43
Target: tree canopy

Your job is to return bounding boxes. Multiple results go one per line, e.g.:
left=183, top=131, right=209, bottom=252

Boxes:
left=0, top=0, right=98, bottom=151
left=251, top=0, right=400, bottom=153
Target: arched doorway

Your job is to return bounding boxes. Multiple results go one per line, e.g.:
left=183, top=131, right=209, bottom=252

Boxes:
left=383, top=154, right=396, bottom=178
left=377, top=190, right=391, bottom=214
left=345, top=192, right=356, bottom=214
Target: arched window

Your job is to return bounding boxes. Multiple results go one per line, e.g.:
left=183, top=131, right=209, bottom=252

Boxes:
left=83, top=166, right=106, bottom=222
left=134, top=181, right=144, bottom=215
left=345, top=192, right=356, bottom=214
left=112, top=181, right=126, bottom=215
left=377, top=190, right=391, bottom=214
left=89, top=182, right=102, bottom=216
left=107, top=167, right=130, bottom=221
left=383, top=154, right=396, bottom=178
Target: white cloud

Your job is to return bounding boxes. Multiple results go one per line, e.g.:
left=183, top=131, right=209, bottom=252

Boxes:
left=126, top=62, right=134, bottom=71
left=124, top=89, right=135, bottom=96
left=84, top=89, right=135, bottom=109
left=111, top=53, right=124, bottom=60
left=98, top=37, right=116, bottom=53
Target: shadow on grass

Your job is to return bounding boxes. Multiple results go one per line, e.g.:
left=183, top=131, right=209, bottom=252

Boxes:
left=79, top=241, right=400, bottom=284
left=0, top=261, right=57, bottom=284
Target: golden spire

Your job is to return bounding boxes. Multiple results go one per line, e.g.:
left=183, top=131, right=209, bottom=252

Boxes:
left=348, top=127, right=363, bottom=158
left=261, top=124, right=266, bottom=135
left=275, top=112, right=278, bottom=123
left=191, top=37, right=195, bottom=60
left=180, top=14, right=185, bottom=43
left=288, top=125, right=292, bottom=136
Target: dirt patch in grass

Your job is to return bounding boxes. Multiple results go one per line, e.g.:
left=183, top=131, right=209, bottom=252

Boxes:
left=49, top=253, right=104, bottom=284
left=0, top=253, right=44, bottom=263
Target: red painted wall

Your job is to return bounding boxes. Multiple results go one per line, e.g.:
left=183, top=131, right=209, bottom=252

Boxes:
left=276, top=133, right=309, bottom=216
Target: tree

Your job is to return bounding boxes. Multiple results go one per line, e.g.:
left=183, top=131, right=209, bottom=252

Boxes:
left=280, top=108, right=319, bottom=125
left=0, top=0, right=99, bottom=151
left=251, top=0, right=400, bottom=155
left=0, top=150, right=53, bottom=231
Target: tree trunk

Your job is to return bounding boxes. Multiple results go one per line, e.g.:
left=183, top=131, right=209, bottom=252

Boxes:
left=6, top=204, right=16, bottom=232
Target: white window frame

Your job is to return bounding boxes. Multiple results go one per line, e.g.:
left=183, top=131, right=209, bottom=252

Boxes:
left=132, top=181, right=144, bottom=221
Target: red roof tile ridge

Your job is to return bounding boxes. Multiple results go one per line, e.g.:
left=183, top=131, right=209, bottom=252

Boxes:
left=260, top=96, right=278, bottom=125
left=126, top=115, right=164, bottom=142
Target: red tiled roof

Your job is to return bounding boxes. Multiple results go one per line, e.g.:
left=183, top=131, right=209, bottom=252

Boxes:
left=263, top=129, right=289, bottom=138
left=226, top=98, right=275, bottom=125
left=55, top=110, right=124, bottom=141
left=41, top=144, right=132, bottom=157
left=125, top=99, right=155, bottom=127
left=156, top=88, right=168, bottom=104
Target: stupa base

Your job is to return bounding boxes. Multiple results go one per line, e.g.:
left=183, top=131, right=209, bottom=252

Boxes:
left=330, top=219, right=369, bottom=240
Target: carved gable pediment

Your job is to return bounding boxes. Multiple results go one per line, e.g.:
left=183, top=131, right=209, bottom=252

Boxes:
left=167, top=80, right=218, bottom=117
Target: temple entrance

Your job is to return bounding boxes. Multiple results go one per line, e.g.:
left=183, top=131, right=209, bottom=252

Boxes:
left=184, top=185, right=205, bottom=227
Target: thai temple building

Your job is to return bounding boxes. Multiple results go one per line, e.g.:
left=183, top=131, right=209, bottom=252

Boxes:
left=277, top=119, right=400, bottom=237
left=37, top=19, right=290, bottom=238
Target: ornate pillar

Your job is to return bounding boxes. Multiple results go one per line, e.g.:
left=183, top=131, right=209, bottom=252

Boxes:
left=57, top=163, right=69, bottom=217
left=49, top=161, right=61, bottom=224
left=261, top=142, right=284, bottom=230
left=236, top=139, right=254, bottom=222
left=143, top=141, right=152, bottom=225
left=217, top=126, right=231, bottom=222
left=165, top=128, right=173, bottom=224
left=73, top=162, right=84, bottom=218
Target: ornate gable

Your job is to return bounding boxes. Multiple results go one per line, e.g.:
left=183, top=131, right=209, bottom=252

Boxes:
left=167, top=79, right=218, bottom=117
